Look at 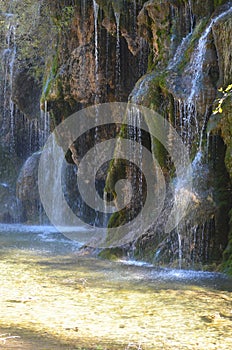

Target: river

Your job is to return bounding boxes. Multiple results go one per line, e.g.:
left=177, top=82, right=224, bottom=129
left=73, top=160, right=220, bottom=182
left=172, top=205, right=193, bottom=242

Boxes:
left=0, top=224, right=232, bottom=349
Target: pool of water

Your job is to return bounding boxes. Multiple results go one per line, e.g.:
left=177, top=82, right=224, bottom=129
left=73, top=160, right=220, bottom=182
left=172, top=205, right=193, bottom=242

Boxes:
left=0, top=224, right=232, bottom=349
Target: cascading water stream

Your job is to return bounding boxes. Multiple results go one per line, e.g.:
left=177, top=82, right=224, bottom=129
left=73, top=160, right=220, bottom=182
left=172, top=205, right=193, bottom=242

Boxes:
left=93, top=0, right=99, bottom=103
left=2, top=19, right=17, bottom=152
left=81, top=0, right=87, bottom=17
left=170, top=5, right=176, bottom=52
left=133, top=0, right=137, bottom=33
left=165, top=6, right=232, bottom=267
left=105, top=30, right=110, bottom=85
left=0, top=0, right=230, bottom=272
left=188, top=7, right=232, bottom=103
left=177, top=230, right=182, bottom=269
left=114, top=11, right=121, bottom=98
left=9, top=24, right=16, bottom=152
left=167, top=33, right=192, bottom=71
left=1, top=2, right=51, bottom=157
left=182, top=7, right=232, bottom=155
left=39, top=100, right=50, bottom=148
left=168, top=0, right=194, bottom=71
left=171, top=7, right=232, bottom=153
left=92, top=0, right=99, bottom=134
left=128, top=108, right=136, bottom=222
left=187, top=0, right=194, bottom=33
left=92, top=0, right=101, bottom=226
left=127, top=106, right=144, bottom=237
left=179, top=7, right=232, bottom=150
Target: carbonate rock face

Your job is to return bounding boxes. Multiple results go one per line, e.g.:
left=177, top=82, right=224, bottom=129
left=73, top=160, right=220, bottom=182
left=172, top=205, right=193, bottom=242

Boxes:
left=0, top=0, right=232, bottom=271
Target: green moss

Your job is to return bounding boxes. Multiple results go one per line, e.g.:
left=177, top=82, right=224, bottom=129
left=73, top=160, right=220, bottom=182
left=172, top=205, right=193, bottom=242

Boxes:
left=105, top=158, right=129, bottom=234
left=105, top=70, right=173, bottom=234
left=152, top=138, right=168, bottom=169
left=105, top=159, right=127, bottom=197
left=0, top=0, right=55, bottom=85
left=213, top=0, right=228, bottom=8
left=222, top=208, right=232, bottom=275
left=144, top=73, right=174, bottom=171
left=51, top=5, right=74, bottom=32
left=51, top=54, right=59, bottom=76
left=40, top=51, right=65, bottom=123
left=96, top=0, right=123, bottom=15
left=147, top=51, right=156, bottom=72
left=98, top=247, right=124, bottom=260
left=222, top=247, right=232, bottom=275
left=42, top=52, right=59, bottom=97
left=217, top=92, right=232, bottom=178
left=213, top=88, right=232, bottom=275
left=177, top=17, right=209, bottom=72
left=108, top=208, right=129, bottom=229
left=134, top=239, right=157, bottom=263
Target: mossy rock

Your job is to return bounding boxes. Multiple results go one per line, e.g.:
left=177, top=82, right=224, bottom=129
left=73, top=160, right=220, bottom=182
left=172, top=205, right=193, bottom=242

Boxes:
left=0, top=145, right=22, bottom=187
left=98, top=247, right=124, bottom=261
left=176, top=17, right=210, bottom=72
left=213, top=0, right=229, bottom=9
left=218, top=93, right=232, bottom=178
left=134, top=237, right=158, bottom=263
left=222, top=216, right=232, bottom=276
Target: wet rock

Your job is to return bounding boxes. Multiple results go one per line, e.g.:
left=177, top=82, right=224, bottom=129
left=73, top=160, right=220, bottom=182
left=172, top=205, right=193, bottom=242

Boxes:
left=17, top=151, right=41, bottom=202
left=16, top=151, right=41, bottom=222
left=12, top=69, right=41, bottom=119
left=0, top=183, right=24, bottom=223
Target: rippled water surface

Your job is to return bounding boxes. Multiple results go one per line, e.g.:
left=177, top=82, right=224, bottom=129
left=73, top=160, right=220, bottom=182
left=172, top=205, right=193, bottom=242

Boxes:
left=0, top=224, right=232, bottom=349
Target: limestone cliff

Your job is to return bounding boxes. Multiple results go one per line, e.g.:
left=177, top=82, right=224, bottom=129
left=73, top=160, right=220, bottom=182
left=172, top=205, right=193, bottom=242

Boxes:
left=104, top=0, right=232, bottom=269
left=0, top=0, right=232, bottom=272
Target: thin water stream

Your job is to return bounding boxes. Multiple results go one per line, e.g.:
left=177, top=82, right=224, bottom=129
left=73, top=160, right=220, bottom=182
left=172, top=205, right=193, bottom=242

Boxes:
left=114, top=11, right=121, bottom=98
left=0, top=225, right=231, bottom=350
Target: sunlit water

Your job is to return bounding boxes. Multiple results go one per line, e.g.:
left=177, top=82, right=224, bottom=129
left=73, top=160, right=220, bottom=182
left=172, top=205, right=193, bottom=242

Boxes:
left=0, top=224, right=232, bottom=349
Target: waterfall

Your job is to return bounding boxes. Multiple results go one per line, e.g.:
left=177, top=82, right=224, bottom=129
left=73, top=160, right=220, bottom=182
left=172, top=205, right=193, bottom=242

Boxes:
left=105, top=30, right=110, bottom=83
left=39, top=100, right=50, bottom=148
left=161, top=6, right=232, bottom=267
left=114, top=11, right=121, bottom=97
left=168, top=0, right=194, bottom=71
left=185, top=0, right=194, bottom=34
left=188, top=0, right=194, bottom=33
left=93, top=0, right=99, bottom=103
left=93, top=0, right=99, bottom=76
left=170, top=7, right=232, bottom=152
left=81, top=0, right=87, bottom=17
left=0, top=14, right=51, bottom=224
left=39, top=134, right=66, bottom=227
left=9, top=24, right=16, bottom=152
left=2, top=19, right=17, bottom=152
left=167, top=33, right=192, bottom=71
left=22, top=115, right=37, bottom=156
left=133, top=0, right=137, bottom=33
left=0, top=0, right=230, bottom=269
left=127, top=106, right=143, bottom=228
left=170, top=5, right=177, bottom=53
left=177, top=230, right=182, bottom=269
left=1, top=4, right=50, bottom=157
left=183, top=7, right=232, bottom=153
left=176, top=99, right=199, bottom=148
left=92, top=0, right=102, bottom=226
left=128, top=108, right=135, bottom=222
left=188, top=7, right=232, bottom=103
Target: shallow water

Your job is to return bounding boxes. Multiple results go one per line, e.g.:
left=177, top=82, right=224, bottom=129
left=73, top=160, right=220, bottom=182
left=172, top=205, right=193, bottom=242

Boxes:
left=0, top=224, right=232, bottom=349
